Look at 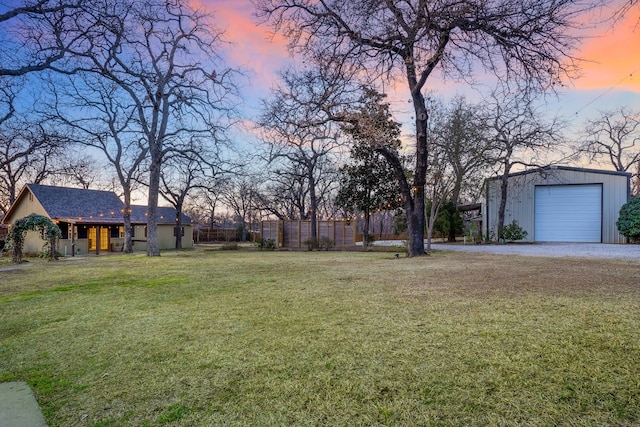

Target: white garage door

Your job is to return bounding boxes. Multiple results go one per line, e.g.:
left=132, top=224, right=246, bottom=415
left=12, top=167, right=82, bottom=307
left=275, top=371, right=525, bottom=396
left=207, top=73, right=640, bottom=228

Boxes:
left=534, top=184, right=602, bottom=242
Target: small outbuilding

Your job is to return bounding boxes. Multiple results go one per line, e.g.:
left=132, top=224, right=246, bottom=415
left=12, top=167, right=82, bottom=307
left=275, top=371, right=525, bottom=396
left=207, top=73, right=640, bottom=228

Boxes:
left=483, top=166, right=631, bottom=243
left=2, top=184, right=193, bottom=254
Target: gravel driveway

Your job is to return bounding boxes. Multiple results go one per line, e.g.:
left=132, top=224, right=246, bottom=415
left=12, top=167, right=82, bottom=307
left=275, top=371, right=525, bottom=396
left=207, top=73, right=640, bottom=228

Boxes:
left=362, top=240, right=640, bottom=260
left=429, top=242, right=640, bottom=260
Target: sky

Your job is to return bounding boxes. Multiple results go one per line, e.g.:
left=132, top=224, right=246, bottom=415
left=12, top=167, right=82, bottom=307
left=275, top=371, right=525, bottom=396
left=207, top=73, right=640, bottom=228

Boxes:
left=194, top=0, right=640, bottom=153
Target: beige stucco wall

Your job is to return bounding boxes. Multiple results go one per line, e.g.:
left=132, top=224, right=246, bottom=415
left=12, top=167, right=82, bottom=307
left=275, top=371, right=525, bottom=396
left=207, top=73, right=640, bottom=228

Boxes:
left=483, top=168, right=630, bottom=244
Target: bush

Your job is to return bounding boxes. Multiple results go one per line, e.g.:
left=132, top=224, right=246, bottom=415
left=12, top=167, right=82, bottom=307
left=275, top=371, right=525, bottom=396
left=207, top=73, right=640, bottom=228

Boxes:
left=303, top=238, right=318, bottom=251
left=255, top=238, right=277, bottom=251
left=318, top=237, right=334, bottom=251
left=499, top=220, right=528, bottom=243
left=617, top=196, right=640, bottom=242
left=465, top=223, right=481, bottom=244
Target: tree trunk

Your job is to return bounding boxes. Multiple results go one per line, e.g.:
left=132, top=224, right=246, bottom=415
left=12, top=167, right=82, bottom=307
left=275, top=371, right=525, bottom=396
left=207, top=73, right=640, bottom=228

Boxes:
left=362, top=208, right=370, bottom=248
left=497, top=166, right=511, bottom=243
left=447, top=203, right=458, bottom=243
left=122, top=188, right=133, bottom=253
left=426, top=199, right=439, bottom=252
left=146, top=158, right=161, bottom=256
left=175, top=216, right=183, bottom=250
left=308, top=170, right=318, bottom=241
left=405, top=64, right=429, bottom=257
left=406, top=198, right=426, bottom=256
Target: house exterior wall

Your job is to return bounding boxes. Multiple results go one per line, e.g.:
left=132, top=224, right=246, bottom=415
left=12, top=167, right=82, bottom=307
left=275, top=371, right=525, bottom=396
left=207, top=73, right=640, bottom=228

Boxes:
left=158, top=224, right=194, bottom=249
left=483, top=168, right=630, bottom=244
left=5, top=190, right=51, bottom=254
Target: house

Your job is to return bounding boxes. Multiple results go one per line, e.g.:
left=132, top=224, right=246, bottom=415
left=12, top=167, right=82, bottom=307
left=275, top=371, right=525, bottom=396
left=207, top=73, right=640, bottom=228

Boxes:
left=483, top=166, right=631, bottom=243
left=1, top=184, right=193, bottom=255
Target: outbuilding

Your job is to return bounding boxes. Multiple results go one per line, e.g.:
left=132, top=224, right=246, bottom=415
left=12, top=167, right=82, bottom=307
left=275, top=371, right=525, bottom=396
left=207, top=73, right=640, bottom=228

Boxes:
left=483, top=166, right=631, bottom=243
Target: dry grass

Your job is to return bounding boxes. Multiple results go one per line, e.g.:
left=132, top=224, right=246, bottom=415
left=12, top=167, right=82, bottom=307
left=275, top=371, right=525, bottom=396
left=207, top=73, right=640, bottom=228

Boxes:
left=0, top=249, right=639, bottom=426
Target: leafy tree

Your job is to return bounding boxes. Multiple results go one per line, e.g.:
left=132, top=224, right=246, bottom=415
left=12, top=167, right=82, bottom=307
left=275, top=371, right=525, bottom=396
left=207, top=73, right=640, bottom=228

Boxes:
left=337, top=89, right=401, bottom=248
left=429, top=201, right=463, bottom=240
left=257, top=0, right=592, bottom=256
left=617, top=197, right=640, bottom=242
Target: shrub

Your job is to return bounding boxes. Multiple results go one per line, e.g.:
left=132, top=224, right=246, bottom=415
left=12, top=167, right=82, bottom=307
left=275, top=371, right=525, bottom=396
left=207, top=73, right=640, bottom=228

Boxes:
left=318, top=237, right=335, bottom=251
left=255, top=238, right=276, bottom=251
left=303, top=238, right=318, bottom=251
left=617, top=196, right=640, bottom=242
left=499, top=220, right=528, bottom=243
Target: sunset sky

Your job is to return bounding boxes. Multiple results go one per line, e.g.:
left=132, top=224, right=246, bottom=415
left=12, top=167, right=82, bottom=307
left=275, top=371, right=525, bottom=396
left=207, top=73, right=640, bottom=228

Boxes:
left=196, top=0, right=640, bottom=144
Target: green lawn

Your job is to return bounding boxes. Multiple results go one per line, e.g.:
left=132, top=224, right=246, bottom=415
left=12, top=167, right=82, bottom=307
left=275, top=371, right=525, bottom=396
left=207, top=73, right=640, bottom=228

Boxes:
left=0, top=249, right=639, bottom=426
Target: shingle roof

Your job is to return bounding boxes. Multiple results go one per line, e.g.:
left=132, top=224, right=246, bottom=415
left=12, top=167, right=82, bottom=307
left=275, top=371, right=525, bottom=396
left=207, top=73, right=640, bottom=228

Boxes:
left=130, top=205, right=191, bottom=224
left=22, top=184, right=189, bottom=225
left=29, top=184, right=124, bottom=221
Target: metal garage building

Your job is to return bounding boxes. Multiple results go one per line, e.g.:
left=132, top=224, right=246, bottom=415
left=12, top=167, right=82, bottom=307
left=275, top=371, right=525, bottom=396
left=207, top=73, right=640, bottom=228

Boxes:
left=483, top=166, right=631, bottom=243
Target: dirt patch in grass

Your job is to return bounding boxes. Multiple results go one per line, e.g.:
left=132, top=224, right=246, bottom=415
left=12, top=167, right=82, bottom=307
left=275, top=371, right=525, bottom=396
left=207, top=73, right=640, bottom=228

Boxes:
left=394, top=252, right=640, bottom=298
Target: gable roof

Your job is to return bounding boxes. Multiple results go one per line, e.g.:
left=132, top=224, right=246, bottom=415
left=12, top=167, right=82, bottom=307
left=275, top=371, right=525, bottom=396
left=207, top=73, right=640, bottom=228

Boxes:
left=3, top=184, right=190, bottom=225
left=29, top=184, right=124, bottom=221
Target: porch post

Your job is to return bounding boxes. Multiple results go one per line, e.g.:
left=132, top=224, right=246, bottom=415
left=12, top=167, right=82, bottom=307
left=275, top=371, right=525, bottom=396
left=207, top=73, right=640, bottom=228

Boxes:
left=96, top=226, right=100, bottom=255
left=70, top=223, right=76, bottom=257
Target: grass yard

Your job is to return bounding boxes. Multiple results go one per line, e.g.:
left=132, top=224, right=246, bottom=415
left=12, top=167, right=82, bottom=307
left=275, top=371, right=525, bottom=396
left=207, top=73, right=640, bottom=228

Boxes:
left=0, top=249, right=639, bottom=426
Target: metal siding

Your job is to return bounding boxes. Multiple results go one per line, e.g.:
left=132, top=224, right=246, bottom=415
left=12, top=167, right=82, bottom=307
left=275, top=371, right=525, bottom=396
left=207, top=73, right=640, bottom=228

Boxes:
left=485, top=168, right=630, bottom=244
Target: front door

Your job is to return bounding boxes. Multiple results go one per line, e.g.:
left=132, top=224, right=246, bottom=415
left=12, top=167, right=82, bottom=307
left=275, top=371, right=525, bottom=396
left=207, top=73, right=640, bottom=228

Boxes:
left=88, top=227, right=110, bottom=251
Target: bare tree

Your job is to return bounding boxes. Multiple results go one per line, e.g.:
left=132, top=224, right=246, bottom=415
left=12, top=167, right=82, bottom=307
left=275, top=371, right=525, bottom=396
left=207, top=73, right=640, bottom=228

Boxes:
left=47, top=153, right=103, bottom=189
left=614, top=0, right=639, bottom=24
left=255, top=163, right=310, bottom=221
left=258, top=65, right=350, bottom=241
left=0, top=122, right=68, bottom=215
left=159, top=147, right=225, bottom=249
left=424, top=145, right=455, bottom=252
left=256, top=0, right=592, bottom=256
left=432, top=96, right=493, bottom=242
left=486, top=90, right=564, bottom=240
left=579, top=106, right=640, bottom=194
left=187, top=182, right=225, bottom=243
left=63, top=0, right=237, bottom=256
left=219, top=176, right=261, bottom=242
left=48, top=74, right=148, bottom=252
left=0, top=0, right=87, bottom=76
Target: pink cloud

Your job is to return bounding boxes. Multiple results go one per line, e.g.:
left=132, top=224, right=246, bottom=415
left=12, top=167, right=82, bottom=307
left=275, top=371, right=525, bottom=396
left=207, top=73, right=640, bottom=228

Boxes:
left=573, top=7, right=640, bottom=92
left=191, top=0, right=291, bottom=91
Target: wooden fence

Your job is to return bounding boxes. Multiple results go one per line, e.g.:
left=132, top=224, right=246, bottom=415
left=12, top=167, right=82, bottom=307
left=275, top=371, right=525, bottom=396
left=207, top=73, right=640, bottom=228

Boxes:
left=260, top=220, right=356, bottom=249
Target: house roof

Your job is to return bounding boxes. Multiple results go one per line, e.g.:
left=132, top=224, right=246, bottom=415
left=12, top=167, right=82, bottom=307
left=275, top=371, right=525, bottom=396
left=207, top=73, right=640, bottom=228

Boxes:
left=3, top=184, right=190, bottom=225
left=485, top=165, right=632, bottom=182
left=29, top=184, right=124, bottom=222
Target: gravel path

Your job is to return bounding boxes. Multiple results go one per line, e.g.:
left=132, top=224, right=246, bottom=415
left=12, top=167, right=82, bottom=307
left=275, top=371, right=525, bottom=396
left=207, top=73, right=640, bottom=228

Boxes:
left=361, top=241, right=640, bottom=260
left=430, top=242, right=640, bottom=260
